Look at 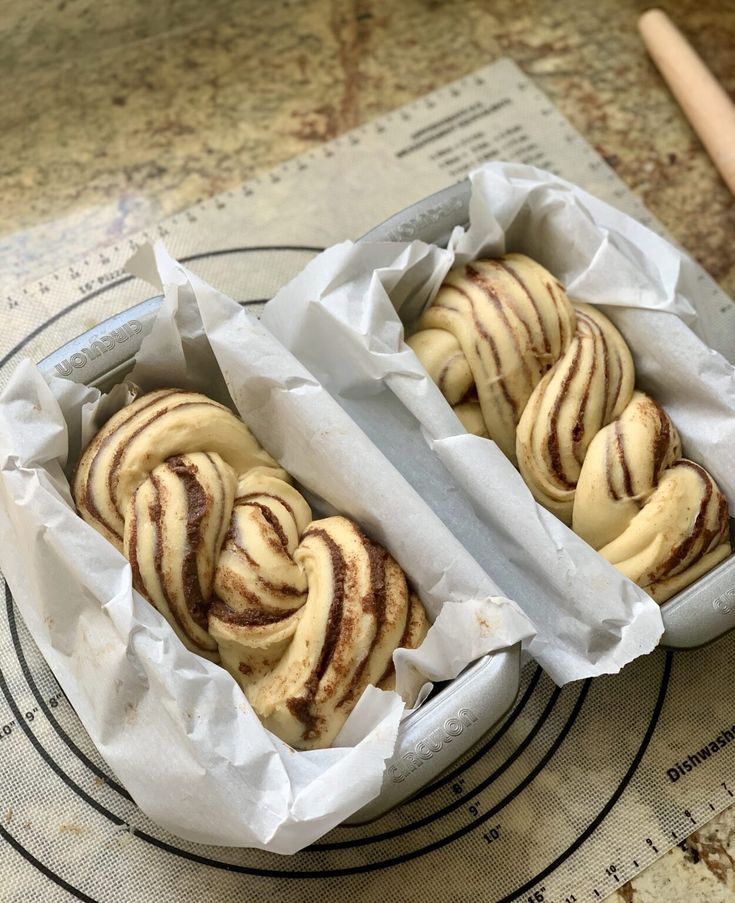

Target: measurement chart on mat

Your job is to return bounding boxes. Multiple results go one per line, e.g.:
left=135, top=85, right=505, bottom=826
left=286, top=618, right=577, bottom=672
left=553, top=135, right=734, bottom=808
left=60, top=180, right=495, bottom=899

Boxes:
left=2, top=57, right=735, bottom=903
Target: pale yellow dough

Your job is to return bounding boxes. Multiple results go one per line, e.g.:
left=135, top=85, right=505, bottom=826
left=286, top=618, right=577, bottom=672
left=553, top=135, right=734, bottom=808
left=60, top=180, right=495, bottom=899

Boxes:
left=74, top=389, right=428, bottom=749
left=411, top=255, right=732, bottom=604
left=407, top=254, right=576, bottom=462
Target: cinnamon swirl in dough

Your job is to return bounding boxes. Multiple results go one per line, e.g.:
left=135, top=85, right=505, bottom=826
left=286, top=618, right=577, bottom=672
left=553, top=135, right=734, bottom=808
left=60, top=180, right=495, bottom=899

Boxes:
left=515, top=303, right=635, bottom=524
left=410, top=255, right=731, bottom=603
left=597, top=461, right=730, bottom=603
left=573, top=393, right=730, bottom=602
left=74, top=389, right=428, bottom=749
left=233, top=516, right=419, bottom=748
left=407, top=254, right=576, bottom=462
left=573, top=391, right=682, bottom=549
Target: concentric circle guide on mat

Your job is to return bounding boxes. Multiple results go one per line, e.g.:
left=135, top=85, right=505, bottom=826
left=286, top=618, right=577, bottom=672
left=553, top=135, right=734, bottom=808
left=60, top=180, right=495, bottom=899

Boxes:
left=2, top=58, right=734, bottom=903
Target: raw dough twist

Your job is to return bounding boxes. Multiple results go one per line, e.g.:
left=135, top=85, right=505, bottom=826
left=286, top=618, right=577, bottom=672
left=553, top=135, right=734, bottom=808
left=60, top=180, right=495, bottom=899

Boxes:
left=411, top=257, right=731, bottom=603
left=574, top=393, right=730, bottom=602
left=407, top=254, right=576, bottom=462
left=515, top=303, right=635, bottom=524
left=74, top=389, right=427, bottom=748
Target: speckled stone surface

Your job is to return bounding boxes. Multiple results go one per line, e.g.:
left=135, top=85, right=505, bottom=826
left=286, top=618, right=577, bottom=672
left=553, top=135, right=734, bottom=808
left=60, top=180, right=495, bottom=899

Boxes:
left=2, top=0, right=734, bottom=898
left=612, top=806, right=735, bottom=901
left=1, top=0, right=734, bottom=296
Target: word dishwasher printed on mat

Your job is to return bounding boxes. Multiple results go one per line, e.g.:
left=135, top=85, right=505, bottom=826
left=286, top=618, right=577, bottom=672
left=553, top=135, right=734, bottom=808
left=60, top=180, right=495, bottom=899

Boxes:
left=667, top=723, right=735, bottom=782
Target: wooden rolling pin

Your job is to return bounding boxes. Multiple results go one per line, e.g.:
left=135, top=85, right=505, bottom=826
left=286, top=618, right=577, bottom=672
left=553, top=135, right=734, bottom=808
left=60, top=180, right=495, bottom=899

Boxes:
left=638, top=8, right=735, bottom=195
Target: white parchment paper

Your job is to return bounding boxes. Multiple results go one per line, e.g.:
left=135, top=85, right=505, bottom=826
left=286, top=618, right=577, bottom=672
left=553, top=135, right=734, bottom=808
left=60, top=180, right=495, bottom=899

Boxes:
left=0, top=244, right=534, bottom=853
left=264, top=162, right=735, bottom=683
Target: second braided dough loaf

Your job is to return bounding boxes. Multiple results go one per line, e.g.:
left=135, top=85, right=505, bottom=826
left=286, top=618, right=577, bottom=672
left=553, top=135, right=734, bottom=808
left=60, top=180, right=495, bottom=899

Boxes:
left=408, top=256, right=730, bottom=603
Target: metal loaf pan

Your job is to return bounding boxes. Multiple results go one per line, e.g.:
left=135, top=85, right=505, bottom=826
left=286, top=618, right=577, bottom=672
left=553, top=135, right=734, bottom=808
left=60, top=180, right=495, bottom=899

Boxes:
left=37, top=296, right=523, bottom=826
left=360, top=180, right=735, bottom=651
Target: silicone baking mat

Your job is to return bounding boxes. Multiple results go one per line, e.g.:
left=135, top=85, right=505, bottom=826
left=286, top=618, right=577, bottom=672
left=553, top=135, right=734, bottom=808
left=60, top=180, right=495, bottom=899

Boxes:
left=2, top=58, right=734, bottom=903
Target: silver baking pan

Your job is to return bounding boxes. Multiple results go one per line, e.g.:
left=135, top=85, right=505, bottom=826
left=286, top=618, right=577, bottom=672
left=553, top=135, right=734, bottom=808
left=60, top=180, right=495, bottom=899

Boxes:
left=37, top=298, right=523, bottom=826
left=359, top=180, right=735, bottom=651
left=34, top=179, right=732, bottom=828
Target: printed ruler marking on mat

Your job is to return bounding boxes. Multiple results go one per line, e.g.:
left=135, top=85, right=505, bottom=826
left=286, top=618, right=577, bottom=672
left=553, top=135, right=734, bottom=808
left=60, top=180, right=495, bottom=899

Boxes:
left=2, top=57, right=735, bottom=903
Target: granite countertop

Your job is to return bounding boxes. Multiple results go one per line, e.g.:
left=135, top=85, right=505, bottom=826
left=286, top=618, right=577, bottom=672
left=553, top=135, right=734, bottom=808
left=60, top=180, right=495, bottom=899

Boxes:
left=2, top=0, right=735, bottom=899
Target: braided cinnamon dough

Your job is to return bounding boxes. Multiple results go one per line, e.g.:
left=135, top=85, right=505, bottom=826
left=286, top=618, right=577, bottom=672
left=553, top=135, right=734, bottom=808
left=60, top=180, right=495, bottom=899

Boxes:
left=409, top=255, right=731, bottom=603
left=516, top=302, right=635, bottom=524
left=573, top=391, right=682, bottom=550
left=74, top=389, right=427, bottom=749
left=406, top=254, right=576, bottom=463
left=574, top=393, right=730, bottom=602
